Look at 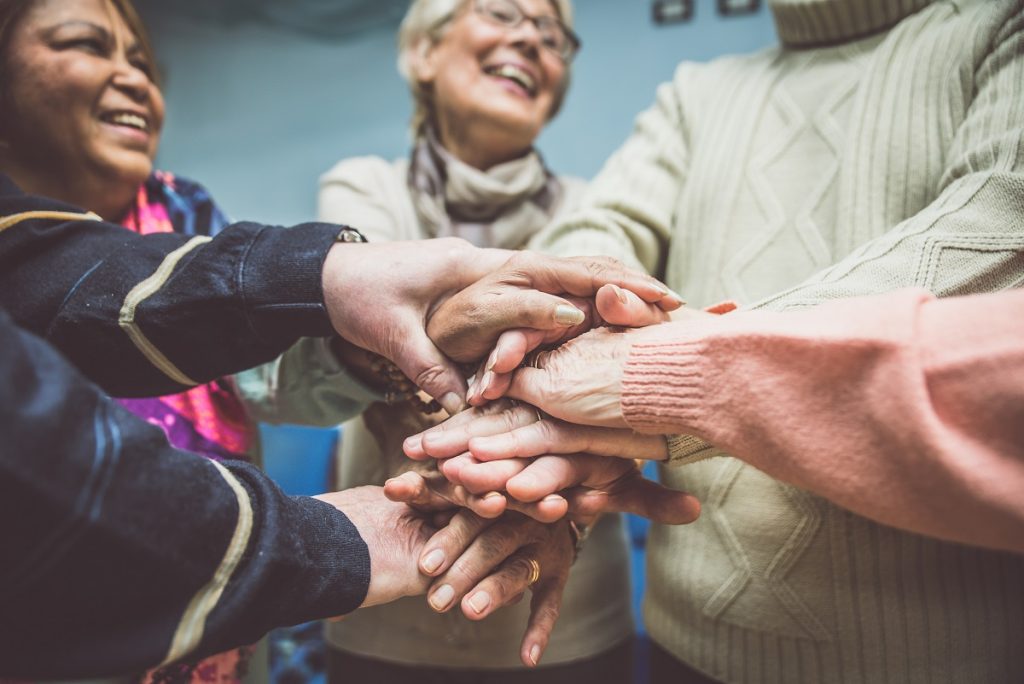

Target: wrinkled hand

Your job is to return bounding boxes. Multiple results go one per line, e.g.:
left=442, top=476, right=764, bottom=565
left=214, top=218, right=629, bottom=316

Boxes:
left=426, top=253, right=681, bottom=378
left=323, top=241, right=681, bottom=415
left=467, top=283, right=697, bottom=405
left=416, top=509, right=575, bottom=668
left=404, top=401, right=701, bottom=525
left=384, top=468, right=571, bottom=523
left=314, top=486, right=439, bottom=608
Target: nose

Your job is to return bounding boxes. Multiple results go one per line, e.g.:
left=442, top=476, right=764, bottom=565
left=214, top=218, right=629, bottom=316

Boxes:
left=505, top=17, right=543, bottom=56
left=111, top=58, right=151, bottom=104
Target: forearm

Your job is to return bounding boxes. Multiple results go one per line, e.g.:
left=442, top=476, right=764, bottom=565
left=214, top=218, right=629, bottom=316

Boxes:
left=622, top=288, right=1024, bottom=552
left=0, top=313, right=369, bottom=677
left=0, top=176, right=341, bottom=397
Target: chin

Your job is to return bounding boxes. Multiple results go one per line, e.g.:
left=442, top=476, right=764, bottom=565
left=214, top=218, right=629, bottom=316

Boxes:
left=96, top=152, right=154, bottom=187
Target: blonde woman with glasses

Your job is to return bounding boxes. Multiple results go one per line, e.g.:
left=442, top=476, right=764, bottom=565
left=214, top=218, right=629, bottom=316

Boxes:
left=310, top=0, right=633, bottom=681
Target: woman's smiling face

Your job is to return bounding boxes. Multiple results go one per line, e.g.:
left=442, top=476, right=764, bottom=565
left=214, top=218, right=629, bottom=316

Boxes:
left=416, top=0, right=568, bottom=167
left=1, top=0, right=164, bottom=194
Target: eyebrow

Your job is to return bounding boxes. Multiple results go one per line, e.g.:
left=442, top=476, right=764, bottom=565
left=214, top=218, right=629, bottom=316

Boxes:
left=43, top=20, right=143, bottom=55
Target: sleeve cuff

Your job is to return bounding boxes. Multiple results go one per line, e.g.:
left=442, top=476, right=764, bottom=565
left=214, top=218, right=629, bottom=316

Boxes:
left=239, top=222, right=341, bottom=340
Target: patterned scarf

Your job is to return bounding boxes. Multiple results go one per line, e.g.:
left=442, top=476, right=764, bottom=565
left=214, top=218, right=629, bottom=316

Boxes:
left=116, top=171, right=253, bottom=462
left=406, top=127, right=564, bottom=249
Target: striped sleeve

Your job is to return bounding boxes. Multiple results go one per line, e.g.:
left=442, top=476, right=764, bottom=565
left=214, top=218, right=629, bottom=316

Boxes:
left=0, top=175, right=344, bottom=397
left=0, top=309, right=370, bottom=678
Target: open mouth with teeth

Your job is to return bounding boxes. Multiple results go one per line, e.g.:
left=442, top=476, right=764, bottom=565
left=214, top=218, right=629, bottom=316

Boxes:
left=483, top=64, right=538, bottom=97
left=100, top=111, right=150, bottom=133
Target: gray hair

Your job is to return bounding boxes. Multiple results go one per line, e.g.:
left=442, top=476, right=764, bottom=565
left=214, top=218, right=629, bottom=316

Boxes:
left=397, top=0, right=574, bottom=136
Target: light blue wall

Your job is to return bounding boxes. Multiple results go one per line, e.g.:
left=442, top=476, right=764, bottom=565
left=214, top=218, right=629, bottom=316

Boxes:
left=140, top=1, right=777, bottom=226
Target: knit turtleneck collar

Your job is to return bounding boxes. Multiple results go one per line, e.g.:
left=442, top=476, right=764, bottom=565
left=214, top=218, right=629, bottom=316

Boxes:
left=770, top=0, right=934, bottom=48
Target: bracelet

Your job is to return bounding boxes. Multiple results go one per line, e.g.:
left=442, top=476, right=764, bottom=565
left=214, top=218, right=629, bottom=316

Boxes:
left=367, top=353, right=443, bottom=414
left=367, top=353, right=478, bottom=415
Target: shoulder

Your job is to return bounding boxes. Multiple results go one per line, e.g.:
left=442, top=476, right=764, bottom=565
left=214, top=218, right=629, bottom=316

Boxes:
left=319, top=156, right=406, bottom=196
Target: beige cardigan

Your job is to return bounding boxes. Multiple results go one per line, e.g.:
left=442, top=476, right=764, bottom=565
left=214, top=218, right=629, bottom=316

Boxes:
left=529, top=0, right=1024, bottom=681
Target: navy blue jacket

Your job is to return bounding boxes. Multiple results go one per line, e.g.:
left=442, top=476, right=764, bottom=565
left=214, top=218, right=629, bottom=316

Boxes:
left=0, top=175, right=370, bottom=677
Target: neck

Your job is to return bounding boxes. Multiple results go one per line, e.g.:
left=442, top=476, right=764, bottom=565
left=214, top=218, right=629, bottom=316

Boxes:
left=0, top=156, right=137, bottom=221
left=434, top=118, right=531, bottom=172
left=769, top=0, right=933, bottom=47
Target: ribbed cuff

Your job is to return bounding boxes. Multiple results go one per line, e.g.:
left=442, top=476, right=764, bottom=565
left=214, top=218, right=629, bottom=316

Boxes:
left=622, top=337, right=709, bottom=434
left=240, top=222, right=340, bottom=340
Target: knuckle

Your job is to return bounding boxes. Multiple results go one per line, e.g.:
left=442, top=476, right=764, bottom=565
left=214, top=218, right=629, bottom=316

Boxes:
left=413, top=364, right=447, bottom=390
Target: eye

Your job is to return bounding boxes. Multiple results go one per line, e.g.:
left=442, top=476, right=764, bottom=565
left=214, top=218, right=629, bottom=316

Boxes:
left=63, top=37, right=107, bottom=55
left=536, top=22, right=564, bottom=51
left=130, top=58, right=153, bottom=79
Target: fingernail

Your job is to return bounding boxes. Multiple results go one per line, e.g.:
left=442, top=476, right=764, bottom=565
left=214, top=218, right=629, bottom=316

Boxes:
left=480, top=371, right=494, bottom=393
left=554, top=305, right=585, bottom=326
left=485, top=349, right=498, bottom=373
left=668, top=289, right=687, bottom=305
left=542, top=494, right=563, bottom=504
left=421, top=549, right=445, bottom=574
left=484, top=491, right=505, bottom=501
left=529, top=644, right=541, bottom=666
left=384, top=477, right=396, bottom=487
left=468, top=591, right=491, bottom=615
left=430, top=584, right=455, bottom=612
left=403, top=436, right=422, bottom=455
left=440, top=393, right=465, bottom=415
left=612, top=284, right=628, bottom=305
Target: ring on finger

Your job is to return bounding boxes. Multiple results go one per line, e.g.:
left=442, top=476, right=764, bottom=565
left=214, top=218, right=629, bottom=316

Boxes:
left=526, top=558, right=541, bottom=586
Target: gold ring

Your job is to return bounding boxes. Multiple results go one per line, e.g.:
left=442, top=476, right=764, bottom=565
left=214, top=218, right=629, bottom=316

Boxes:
left=526, top=558, right=541, bottom=586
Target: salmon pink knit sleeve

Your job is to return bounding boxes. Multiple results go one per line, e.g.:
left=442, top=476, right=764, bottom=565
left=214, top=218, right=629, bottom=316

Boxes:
left=621, top=288, right=1024, bottom=554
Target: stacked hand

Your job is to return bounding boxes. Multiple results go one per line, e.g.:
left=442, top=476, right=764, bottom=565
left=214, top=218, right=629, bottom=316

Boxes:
left=321, top=242, right=700, bottom=667
left=321, top=239, right=682, bottom=414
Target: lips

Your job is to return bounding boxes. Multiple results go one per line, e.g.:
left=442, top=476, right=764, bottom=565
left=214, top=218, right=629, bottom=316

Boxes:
left=483, top=63, right=538, bottom=96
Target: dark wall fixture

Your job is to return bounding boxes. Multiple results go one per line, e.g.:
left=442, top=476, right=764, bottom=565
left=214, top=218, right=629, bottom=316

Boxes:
left=652, top=0, right=694, bottom=25
left=718, top=0, right=761, bottom=15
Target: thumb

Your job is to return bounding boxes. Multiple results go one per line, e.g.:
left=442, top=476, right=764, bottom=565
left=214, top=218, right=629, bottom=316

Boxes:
left=389, top=320, right=468, bottom=415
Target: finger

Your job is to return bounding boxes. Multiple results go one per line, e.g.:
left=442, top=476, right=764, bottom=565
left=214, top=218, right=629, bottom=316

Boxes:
left=520, top=576, right=566, bottom=668
left=596, top=284, right=671, bottom=327
left=460, top=551, right=546, bottom=622
left=505, top=455, right=631, bottom=503
left=384, top=470, right=507, bottom=518
left=404, top=401, right=517, bottom=459
left=473, top=369, right=515, bottom=405
left=383, top=471, right=450, bottom=510
left=515, top=252, right=678, bottom=307
left=505, top=494, right=569, bottom=523
left=469, top=421, right=668, bottom=462
left=456, top=457, right=530, bottom=494
left=488, top=329, right=548, bottom=374
left=566, top=480, right=702, bottom=525
left=427, top=517, right=531, bottom=612
left=420, top=404, right=540, bottom=458
left=420, top=509, right=494, bottom=583
left=388, top=315, right=468, bottom=415
left=438, top=453, right=477, bottom=485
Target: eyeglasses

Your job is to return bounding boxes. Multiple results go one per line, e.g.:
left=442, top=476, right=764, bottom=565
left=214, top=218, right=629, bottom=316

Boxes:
left=473, top=0, right=581, bottom=62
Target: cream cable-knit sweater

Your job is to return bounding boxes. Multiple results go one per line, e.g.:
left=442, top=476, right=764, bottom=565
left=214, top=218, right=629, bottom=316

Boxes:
left=529, top=0, right=1024, bottom=681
